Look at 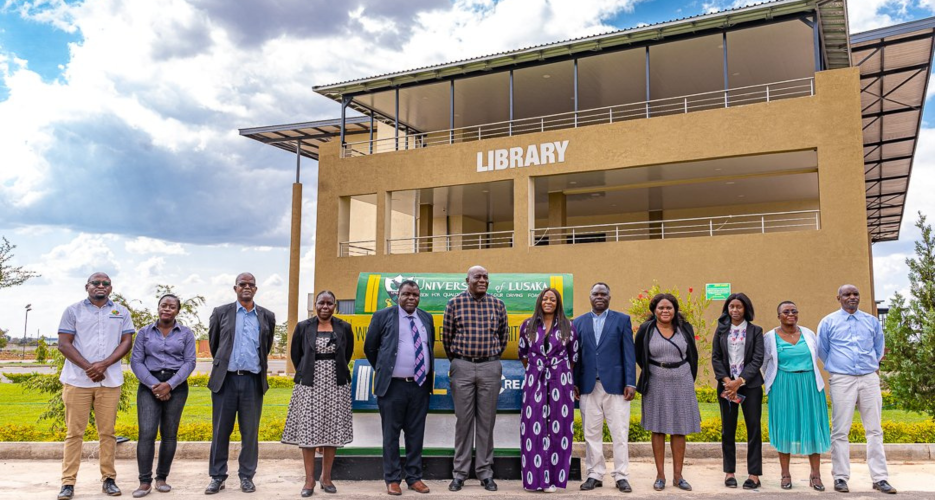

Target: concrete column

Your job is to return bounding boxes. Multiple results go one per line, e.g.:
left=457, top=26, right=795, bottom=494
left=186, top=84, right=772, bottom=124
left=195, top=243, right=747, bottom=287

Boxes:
left=433, top=188, right=450, bottom=252
left=377, top=192, right=389, bottom=255
left=548, top=191, right=567, bottom=245
left=419, top=204, right=433, bottom=252
left=337, top=196, right=351, bottom=253
left=286, top=182, right=302, bottom=374
left=512, top=178, right=532, bottom=249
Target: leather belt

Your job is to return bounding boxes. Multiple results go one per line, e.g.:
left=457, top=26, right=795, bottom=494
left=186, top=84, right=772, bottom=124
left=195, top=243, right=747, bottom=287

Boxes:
left=451, top=354, right=500, bottom=363
left=649, top=359, right=688, bottom=369
left=228, top=370, right=258, bottom=376
left=393, top=377, right=417, bottom=383
left=151, top=369, right=177, bottom=375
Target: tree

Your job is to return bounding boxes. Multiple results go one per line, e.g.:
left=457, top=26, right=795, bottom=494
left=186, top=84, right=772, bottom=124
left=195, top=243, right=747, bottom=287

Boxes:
left=0, top=330, right=8, bottom=349
left=34, top=338, right=49, bottom=363
left=273, top=321, right=289, bottom=356
left=882, top=212, right=935, bottom=419
left=112, top=284, right=207, bottom=338
left=0, top=237, right=39, bottom=288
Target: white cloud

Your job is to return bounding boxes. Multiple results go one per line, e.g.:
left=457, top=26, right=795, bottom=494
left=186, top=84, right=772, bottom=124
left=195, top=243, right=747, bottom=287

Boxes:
left=263, top=273, right=284, bottom=287
left=38, top=233, right=121, bottom=281
left=211, top=273, right=237, bottom=286
left=125, top=236, right=187, bottom=255
left=183, top=273, right=205, bottom=284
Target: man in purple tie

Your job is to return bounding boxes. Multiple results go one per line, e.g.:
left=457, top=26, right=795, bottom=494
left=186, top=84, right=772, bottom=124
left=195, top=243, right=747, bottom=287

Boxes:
left=365, top=280, right=436, bottom=496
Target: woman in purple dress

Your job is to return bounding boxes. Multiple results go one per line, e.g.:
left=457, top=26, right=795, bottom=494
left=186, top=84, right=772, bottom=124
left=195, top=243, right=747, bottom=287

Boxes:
left=519, top=287, right=580, bottom=492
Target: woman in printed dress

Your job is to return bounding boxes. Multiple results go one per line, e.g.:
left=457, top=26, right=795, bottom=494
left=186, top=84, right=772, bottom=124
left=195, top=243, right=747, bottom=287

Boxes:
left=518, top=287, right=580, bottom=493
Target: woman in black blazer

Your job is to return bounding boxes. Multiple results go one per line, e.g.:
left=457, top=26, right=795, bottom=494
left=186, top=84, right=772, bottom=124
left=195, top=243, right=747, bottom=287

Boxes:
left=635, top=293, right=700, bottom=492
left=711, top=292, right=764, bottom=490
left=281, top=291, right=354, bottom=497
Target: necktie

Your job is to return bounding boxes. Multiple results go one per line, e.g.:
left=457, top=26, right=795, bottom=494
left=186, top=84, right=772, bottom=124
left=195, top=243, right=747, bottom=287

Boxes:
left=408, top=316, right=426, bottom=386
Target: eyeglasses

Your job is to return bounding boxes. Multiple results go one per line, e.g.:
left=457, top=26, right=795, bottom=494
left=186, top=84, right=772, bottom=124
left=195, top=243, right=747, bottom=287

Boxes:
left=88, top=280, right=112, bottom=287
left=237, top=282, right=257, bottom=288
left=780, top=310, right=799, bottom=315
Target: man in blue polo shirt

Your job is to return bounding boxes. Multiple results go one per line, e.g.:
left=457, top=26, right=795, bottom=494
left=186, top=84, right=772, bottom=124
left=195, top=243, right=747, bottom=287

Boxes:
left=817, top=284, right=896, bottom=495
left=56, top=272, right=135, bottom=500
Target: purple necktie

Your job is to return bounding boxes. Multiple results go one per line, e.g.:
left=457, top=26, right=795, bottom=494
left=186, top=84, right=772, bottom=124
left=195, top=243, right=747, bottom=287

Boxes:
left=408, top=316, right=426, bottom=386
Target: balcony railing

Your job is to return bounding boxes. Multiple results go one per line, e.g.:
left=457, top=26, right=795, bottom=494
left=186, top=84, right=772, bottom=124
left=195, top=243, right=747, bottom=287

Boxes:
left=530, top=210, right=820, bottom=246
left=339, top=240, right=376, bottom=257
left=387, top=230, right=514, bottom=255
left=342, top=77, right=815, bottom=157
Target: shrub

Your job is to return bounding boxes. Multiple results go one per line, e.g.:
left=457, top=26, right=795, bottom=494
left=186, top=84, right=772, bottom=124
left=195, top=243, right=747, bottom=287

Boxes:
left=2, top=372, right=37, bottom=384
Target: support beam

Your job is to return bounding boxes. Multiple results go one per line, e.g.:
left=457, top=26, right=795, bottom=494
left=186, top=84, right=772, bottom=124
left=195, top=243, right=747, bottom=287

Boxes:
left=286, top=140, right=303, bottom=374
left=395, top=87, right=400, bottom=151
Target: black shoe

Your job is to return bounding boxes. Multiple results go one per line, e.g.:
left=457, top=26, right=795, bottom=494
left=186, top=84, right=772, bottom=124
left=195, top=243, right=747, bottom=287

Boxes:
left=725, top=476, right=738, bottom=488
left=204, top=478, right=225, bottom=495
left=58, top=485, right=74, bottom=500
left=834, top=479, right=849, bottom=493
left=240, top=478, right=256, bottom=493
left=448, top=478, right=464, bottom=492
left=320, top=483, right=337, bottom=494
left=873, top=480, right=897, bottom=494
left=743, top=479, right=761, bottom=490
left=102, top=478, right=122, bottom=496
left=580, top=478, right=603, bottom=490
left=616, top=479, right=632, bottom=493
left=480, top=478, right=498, bottom=492
left=674, top=478, right=692, bottom=491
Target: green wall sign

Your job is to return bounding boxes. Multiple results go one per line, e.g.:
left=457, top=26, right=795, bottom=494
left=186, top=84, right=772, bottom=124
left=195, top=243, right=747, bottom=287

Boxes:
left=705, top=283, right=732, bottom=300
left=355, top=272, right=574, bottom=316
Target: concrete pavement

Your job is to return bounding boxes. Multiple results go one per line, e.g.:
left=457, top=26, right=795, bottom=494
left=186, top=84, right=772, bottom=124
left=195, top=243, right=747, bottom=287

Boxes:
left=2, top=458, right=933, bottom=500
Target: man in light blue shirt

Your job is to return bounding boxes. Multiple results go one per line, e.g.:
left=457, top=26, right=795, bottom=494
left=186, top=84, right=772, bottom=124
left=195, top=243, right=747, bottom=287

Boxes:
left=817, top=284, right=895, bottom=494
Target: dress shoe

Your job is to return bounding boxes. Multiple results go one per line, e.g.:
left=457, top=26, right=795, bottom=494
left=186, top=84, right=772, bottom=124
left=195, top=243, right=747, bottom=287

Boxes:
left=102, top=478, right=122, bottom=496
left=132, top=485, right=152, bottom=498
left=154, top=480, right=171, bottom=493
left=448, top=478, right=464, bottom=491
left=408, top=480, right=430, bottom=494
left=873, top=480, right=897, bottom=494
left=481, top=478, right=498, bottom=491
left=781, top=475, right=793, bottom=490
left=204, top=478, right=225, bottom=495
left=240, top=477, right=256, bottom=493
left=653, top=479, right=665, bottom=491
left=674, top=478, right=692, bottom=491
left=616, top=479, right=632, bottom=493
left=320, top=483, right=337, bottom=494
left=834, top=479, right=849, bottom=493
left=387, top=483, right=402, bottom=496
left=725, top=476, right=738, bottom=488
left=301, top=486, right=315, bottom=497
left=742, top=478, right=761, bottom=490
left=580, top=478, right=603, bottom=490
left=810, top=475, right=825, bottom=491
left=57, top=485, right=75, bottom=500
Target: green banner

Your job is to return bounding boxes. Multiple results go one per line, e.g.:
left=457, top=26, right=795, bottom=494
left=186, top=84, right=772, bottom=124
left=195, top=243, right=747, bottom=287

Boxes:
left=705, top=283, right=732, bottom=301
left=355, top=273, right=574, bottom=316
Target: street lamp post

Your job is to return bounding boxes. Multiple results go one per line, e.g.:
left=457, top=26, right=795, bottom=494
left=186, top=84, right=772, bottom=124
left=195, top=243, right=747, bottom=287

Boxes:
left=22, top=304, right=32, bottom=360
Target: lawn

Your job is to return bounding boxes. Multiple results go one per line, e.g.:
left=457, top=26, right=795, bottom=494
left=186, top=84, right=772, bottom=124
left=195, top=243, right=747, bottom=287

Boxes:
left=2, top=383, right=928, bottom=431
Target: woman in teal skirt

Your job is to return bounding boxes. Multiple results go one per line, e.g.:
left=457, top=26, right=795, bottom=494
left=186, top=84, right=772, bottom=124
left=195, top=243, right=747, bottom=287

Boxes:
left=762, top=301, right=830, bottom=491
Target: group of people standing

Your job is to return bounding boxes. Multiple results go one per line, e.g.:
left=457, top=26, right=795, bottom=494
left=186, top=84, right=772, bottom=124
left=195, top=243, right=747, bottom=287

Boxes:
left=53, top=269, right=896, bottom=499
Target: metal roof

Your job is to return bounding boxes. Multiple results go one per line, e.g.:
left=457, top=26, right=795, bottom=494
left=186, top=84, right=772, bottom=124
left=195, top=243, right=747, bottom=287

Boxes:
left=314, top=0, right=846, bottom=99
left=238, top=116, right=372, bottom=160
left=852, top=17, right=935, bottom=242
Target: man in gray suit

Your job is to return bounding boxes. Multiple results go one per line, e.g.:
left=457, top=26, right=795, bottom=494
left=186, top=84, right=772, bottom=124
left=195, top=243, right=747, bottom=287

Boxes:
left=205, top=273, right=275, bottom=495
left=364, top=280, right=435, bottom=495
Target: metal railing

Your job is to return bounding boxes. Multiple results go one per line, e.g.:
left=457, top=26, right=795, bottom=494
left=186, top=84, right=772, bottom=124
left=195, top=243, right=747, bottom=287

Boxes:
left=530, top=210, right=820, bottom=246
left=387, top=230, right=514, bottom=254
left=342, top=77, right=815, bottom=157
left=338, top=240, right=376, bottom=257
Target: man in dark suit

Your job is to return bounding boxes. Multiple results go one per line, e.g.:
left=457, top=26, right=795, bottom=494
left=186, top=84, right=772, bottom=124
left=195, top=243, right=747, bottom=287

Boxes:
left=573, top=282, right=637, bottom=493
left=205, top=272, right=275, bottom=495
left=364, top=280, right=435, bottom=496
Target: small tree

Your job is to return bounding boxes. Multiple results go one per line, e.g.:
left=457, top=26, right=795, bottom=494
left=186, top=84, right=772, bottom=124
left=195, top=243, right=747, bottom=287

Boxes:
left=882, top=212, right=935, bottom=419
left=273, top=321, right=289, bottom=356
left=0, top=237, right=39, bottom=289
left=628, top=281, right=713, bottom=378
left=0, top=331, right=8, bottom=349
left=34, top=338, right=48, bottom=363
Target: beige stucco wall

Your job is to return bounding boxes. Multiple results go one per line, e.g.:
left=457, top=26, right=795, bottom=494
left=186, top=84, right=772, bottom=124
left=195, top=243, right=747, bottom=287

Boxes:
left=313, top=69, right=872, bottom=363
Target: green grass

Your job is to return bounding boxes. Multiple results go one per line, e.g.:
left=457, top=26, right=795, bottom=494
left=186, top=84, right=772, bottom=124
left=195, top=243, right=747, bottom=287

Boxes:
left=3, top=383, right=929, bottom=432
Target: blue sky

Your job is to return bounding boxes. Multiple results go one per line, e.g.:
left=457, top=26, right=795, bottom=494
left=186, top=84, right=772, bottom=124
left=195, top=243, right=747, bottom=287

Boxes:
left=1, top=0, right=934, bottom=339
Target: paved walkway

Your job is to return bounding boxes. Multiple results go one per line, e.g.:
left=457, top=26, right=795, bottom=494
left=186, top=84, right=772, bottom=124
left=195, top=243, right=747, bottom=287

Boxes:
left=2, top=458, right=932, bottom=499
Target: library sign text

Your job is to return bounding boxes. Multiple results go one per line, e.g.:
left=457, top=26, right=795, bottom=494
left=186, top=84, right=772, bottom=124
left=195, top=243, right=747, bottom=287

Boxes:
left=476, top=140, right=569, bottom=172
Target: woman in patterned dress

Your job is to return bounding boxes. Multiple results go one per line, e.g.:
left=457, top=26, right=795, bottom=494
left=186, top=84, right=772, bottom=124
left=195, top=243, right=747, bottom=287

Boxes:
left=635, top=293, right=701, bottom=492
left=518, top=288, right=579, bottom=493
left=281, top=291, right=354, bottom=497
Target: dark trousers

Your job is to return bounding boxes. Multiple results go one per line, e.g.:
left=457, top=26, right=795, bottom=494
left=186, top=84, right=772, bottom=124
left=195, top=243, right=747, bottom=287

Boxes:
left=378, top=378, right=430, bottom=485
left=718, top=384, right=763, bottom=475
left=137, top=372, right=189, bottom=483
left=209, top=373, right=263, bottom=481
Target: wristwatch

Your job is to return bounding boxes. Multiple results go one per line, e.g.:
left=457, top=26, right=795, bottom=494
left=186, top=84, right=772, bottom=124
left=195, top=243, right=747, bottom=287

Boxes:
left=738, top=376, right=746, bottom=386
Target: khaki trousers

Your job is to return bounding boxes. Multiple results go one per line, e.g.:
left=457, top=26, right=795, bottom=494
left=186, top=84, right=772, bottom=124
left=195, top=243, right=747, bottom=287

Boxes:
left=62, top=384, right=121, bottom=486
left=829, top=372, right=888, bottom=482
left=580, top=381, right=631, bottom=481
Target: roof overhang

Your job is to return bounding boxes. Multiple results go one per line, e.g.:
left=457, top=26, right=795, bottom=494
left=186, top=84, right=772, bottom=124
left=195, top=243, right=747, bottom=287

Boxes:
left=238, top=116, right=372, bottom=161
left=852, top=17, right=935, bottom=242
left=313, top=0, right=848, bottom=100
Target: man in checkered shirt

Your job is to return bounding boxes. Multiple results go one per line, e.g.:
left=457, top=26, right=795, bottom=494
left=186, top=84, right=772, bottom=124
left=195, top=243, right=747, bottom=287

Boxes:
left=442, top=266, right=509, bottom=492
